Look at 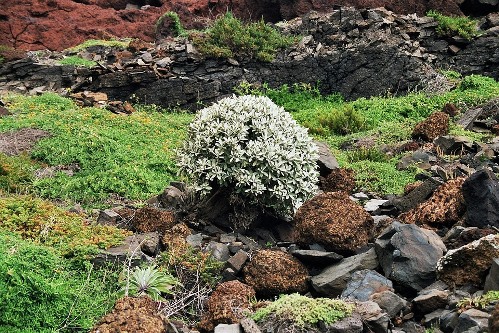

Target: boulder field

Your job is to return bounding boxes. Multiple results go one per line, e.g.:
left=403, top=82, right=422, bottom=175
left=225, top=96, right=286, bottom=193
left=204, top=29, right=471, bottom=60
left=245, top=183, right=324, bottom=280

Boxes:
left=1, top=0, right=497, bottom=51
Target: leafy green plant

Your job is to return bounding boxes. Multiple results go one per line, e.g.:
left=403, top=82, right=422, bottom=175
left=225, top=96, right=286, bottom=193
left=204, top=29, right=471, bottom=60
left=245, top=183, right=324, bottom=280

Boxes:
left=177, top=95, right=319, bottom=217
left=58, top=56, right=97, bottom=67
left=347, top=147, right=388, bottom=163
left=253, top=293, right=355, bottom=329
left=191, top=12, right=295, bottom=62
left=0, top=195, right=130, bottom=258
left=314, top=105, right=367, bottom=135
left=427, top=10, right=479, bottom=40
left=119, top=265, right=180, bottom=301
left=156, top=11, right=186, bottom=37
left=0, top=231, right=121, bottom=332
left=457, top=290, right=499, bottom=310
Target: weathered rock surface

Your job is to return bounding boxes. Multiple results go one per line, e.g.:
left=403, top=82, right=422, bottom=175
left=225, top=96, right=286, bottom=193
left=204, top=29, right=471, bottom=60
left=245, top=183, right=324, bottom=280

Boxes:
left=484, top=258, right=499, bottom=292
left=341, top=269, right=394, bottom=301
left=2, top=7, right=498, bottom=109
left=311, top=248, right=379, bottom=297
left=242, top=249, right=309, bottom=297
left=2, top=0, right=491, bottom=52
left=462, top=168, right=499, bottom=229
left=294, top=191, right=374, bottom=253
left=437, top=234, right=499, bottom=288
left=375, top=222, right=446, bottom=292
left=399, top=177, right=466, bottom=227
left=320, top=168, right=356, bottom=194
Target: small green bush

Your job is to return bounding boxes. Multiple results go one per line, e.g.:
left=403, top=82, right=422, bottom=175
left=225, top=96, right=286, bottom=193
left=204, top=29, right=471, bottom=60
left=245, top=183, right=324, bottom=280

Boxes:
left=156, top=11, right=186, bottom=37
left=457, top=290, right=499, bottom=310
left=316, top=105, right=367, bottom=135
left=191, top=12, right=295, bottom=62
left=177, top=95, right=319, bottom=217
left=253, top=293, right=355, bottom=329
left=0, top=231, right=120, bottom=332
left=427, top=10, right=479, bottom=40
left=58, top=56, right=97, bottom=67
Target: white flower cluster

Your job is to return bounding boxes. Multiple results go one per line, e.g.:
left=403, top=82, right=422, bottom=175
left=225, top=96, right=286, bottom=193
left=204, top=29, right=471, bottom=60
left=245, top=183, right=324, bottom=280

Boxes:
left=177, top=95, right=319, bottom=216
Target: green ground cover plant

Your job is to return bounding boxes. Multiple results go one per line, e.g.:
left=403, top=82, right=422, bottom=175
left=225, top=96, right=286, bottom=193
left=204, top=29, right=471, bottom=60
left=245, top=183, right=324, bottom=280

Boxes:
left=156, top=11, right=187, bottom=37
left=1, top=93, right=192, bottom=207
left=237, top=74, right=499, bottom=194
left=0, top=231, right=121, bottom=332
left=58, top=56, right=97, bottom=68
left=427, top=10, right=479, bottom=40
left=0, top=153, right=39, bottom=194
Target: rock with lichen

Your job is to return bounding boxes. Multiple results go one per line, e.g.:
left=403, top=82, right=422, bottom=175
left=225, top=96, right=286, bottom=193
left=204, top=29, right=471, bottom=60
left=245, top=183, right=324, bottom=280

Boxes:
left=437, top=234, right=499, bottom=288
left=412, top=112, right=449, bottom=142
left=243, top=249, right=308, bottom=297
left=198, top=280, right=255, bottom=332
left=132, top=207, right=176, bottom=234
left=91, top=297, right=165, bottom=333
left=293, top=191, right=374, bottom=253
left=161, top=223, right=192, bottom=257
left=399, top=177, right=466, bottom=227
left=320, top=168, right=356, bottom=194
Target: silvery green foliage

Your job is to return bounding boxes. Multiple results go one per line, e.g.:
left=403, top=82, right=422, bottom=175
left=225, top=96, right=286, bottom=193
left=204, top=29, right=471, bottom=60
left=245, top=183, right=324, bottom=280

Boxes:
left=177, top=95, right=319, bottom=217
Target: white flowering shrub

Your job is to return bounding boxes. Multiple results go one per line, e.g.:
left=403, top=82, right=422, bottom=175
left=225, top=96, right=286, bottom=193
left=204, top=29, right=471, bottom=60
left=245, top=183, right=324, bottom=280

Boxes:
left=177, top=95, right=319, bottom=217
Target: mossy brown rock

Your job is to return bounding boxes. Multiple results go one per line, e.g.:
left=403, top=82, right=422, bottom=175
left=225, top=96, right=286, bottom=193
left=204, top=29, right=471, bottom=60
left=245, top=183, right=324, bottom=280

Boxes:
left=320, top=168, right=356, bottom=194
left=293, top=191, right=374, bottom=253
left=132, top=207, right=176, bottom=234
left=198, top=280, right=255, bottom=332
left=161, top=223, right=192, bottom=258
left=91, top=297, right=165, bottom=333
left=399, top=177, right=466, bottom=227
left=437, top=234, right=499, bottom=288
left=243, top=249, right=308, bottom=297
left=412, top=112, right=450, bottom=142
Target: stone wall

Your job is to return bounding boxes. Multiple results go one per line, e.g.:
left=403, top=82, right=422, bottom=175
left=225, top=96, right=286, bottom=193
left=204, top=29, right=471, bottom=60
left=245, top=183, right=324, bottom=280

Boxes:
left=1, top=7, right=498, bottom=110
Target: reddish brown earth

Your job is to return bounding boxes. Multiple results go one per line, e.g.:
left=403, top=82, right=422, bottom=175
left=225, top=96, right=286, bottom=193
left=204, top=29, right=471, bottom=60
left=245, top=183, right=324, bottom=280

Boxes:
left=0, top=0, right=466, bottom=51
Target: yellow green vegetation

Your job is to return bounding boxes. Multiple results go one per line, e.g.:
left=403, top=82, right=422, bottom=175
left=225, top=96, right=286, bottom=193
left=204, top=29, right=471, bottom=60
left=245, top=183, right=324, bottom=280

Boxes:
left=67, top=38, right=130, bottom=52
left=253, top=293, right=355, bottom=328
left=427, top=10, right=480, bottom=40
left=0, top=195, right=130, bottom=258
left=0, top=153, right=39, bottom=194
left=156, top=11, right=186, bottom=36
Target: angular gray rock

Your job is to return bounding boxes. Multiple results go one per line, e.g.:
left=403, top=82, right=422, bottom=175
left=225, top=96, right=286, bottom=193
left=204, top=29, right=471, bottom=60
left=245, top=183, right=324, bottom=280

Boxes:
left=326, top=312, right=363, bottom=333
left=412, top=289, right=449, bottom=314
left=484, top=258, right=499, bottom=292
left=311, top=248, right=379, bottom=297
left=453, top=309, right=490, bottom=333
left=355, top=301, right=390, bottom=333
left=370, top=290, right=410, bottom=319
left=375, top=222, right=446, bottom=292
left=341, top=269, right=393, bottom=301
left=205, top=241, right=231, bottom=262
left=91, top=234, right=150, bottom=267
left=315, top=141, right=339, bottom=176
left=290, top=249, right=343, bottom=266
left=214, top=323, right=242, bottom=333
left=462, top=168, right=499, bottom=229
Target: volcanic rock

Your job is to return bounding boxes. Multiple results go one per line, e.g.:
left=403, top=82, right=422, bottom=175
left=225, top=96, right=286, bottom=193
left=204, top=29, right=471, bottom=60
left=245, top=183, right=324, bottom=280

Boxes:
left=399, top=177, right=466, bottom=227
left=375, top=222, right=446, bottom=292
left=320, top=168, right=356, bottom=194
left=462, top=168, right=499, bottom=229
left=437, top=234, right=499, bottom=288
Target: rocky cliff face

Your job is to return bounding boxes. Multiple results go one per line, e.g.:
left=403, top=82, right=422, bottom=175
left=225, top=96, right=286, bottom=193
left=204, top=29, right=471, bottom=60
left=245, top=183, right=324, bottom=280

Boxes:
left=1, top=0, right=497, bottom=51
left=1, top=7, right=497, bottom=109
